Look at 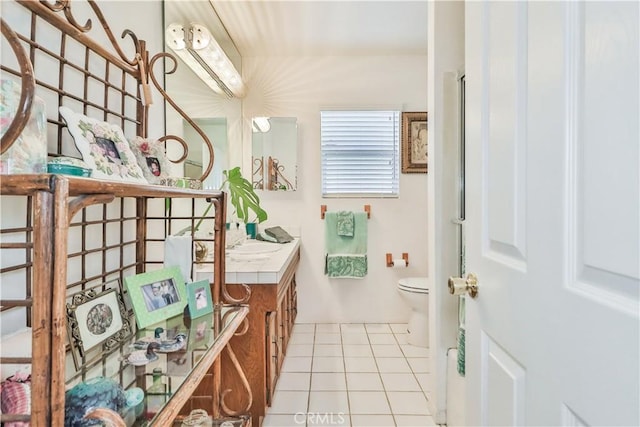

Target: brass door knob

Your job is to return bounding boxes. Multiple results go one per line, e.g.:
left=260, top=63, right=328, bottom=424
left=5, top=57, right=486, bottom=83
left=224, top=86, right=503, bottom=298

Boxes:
left=448, top=273, right=478, bottom=298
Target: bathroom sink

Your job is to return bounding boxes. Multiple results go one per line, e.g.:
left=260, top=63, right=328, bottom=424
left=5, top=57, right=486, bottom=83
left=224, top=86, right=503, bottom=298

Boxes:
left=228, top=241, right=282, bottom=255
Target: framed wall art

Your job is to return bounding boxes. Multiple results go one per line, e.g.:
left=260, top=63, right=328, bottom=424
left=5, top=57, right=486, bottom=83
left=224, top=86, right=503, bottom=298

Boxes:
left=124, top=266, right=188, bottom=329
left=66, top=279, right=132, bottom=369
left=59, top=106, right=147, bottom=183
left=186, top=279, right=213, bottom=319
left=401, top=112, right=428, bottom=174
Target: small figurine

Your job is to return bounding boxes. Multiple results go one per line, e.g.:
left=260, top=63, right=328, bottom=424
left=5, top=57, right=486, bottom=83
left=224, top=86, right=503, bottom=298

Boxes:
left=126, top=342, right=160, bottom=366
left=131, top=327, right=165, bottom=350
left=156, top=333, right=187, bottom=353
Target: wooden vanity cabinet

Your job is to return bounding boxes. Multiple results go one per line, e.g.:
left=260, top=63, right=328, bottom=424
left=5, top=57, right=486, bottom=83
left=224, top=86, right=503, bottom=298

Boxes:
left=221, top=247, right=300, bottom=427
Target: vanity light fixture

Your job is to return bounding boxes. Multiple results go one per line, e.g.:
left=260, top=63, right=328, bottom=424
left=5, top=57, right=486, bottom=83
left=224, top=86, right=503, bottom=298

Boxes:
left=165, top=23, right=246, bottom=98
left=252, top=117, right=271, bottom=133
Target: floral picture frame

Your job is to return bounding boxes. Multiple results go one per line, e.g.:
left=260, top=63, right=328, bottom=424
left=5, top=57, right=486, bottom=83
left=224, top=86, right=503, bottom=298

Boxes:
left=401, top=112, right=428, bottom=174
left=124, top=266, right=188, bottom=329
left=59, top=106, right=147, bottom=183
left=129, top=136, right=172, bottom=183
left=186, top=280, right=213, bottom=319
left=66, top=279, right=132, bottom=369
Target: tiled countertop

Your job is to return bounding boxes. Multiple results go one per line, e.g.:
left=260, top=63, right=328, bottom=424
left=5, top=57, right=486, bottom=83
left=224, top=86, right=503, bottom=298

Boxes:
left=194, top=238, right=300, bottom=284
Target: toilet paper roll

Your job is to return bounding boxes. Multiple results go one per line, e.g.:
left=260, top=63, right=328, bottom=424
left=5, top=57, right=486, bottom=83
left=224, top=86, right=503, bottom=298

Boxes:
left=392, top=258, right=408, bottom=268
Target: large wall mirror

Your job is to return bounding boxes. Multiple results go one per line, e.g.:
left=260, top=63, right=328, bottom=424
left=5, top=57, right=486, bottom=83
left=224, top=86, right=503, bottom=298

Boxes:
left=163, top=0, right=242, bottom=189
left=252, top=117, right=298, bottom=191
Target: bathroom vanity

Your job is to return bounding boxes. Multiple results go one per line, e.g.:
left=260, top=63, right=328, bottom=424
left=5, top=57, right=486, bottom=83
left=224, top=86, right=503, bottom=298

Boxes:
left=194, top=239, right=300, bottom=426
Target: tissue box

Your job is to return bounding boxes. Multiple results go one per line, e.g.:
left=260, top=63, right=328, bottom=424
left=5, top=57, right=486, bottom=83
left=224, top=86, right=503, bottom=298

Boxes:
left=0, top=79, right=47, bottom=174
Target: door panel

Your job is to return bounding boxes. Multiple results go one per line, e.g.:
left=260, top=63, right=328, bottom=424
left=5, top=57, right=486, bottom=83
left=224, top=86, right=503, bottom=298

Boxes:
left=483, top=332, right=525, bottom=427
left=465, top=1, right=639, bottom=426
left=486, top=2, right=528, bottom=264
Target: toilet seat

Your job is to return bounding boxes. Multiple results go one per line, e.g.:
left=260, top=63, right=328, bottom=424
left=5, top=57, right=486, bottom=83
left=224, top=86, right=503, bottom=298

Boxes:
left=398, top=277, right=429, bottom=294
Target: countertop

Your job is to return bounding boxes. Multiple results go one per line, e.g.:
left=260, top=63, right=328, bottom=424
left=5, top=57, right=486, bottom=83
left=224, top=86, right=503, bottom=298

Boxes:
left=194, top=238, right=300, bottom=284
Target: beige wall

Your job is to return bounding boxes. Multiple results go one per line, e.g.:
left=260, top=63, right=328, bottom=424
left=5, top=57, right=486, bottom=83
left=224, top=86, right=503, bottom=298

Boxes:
left=241, top=55, right=428, bottom=323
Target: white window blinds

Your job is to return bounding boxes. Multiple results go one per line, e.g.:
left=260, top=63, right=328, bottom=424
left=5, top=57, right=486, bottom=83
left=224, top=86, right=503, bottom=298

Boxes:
left=321, top=110, right=400, bottom=197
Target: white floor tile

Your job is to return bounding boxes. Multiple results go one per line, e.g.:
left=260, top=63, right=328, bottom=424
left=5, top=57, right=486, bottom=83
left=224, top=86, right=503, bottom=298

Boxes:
left=345, top=372, right=384, bottom=391
left=314, top=344, right=343, bottom=357
left=311, top=372, right=347, bottom=390
left=289, top=333, right=315, bottom=345
left=316, top=323, right=341, bottom=333
left=313, top=356, right=345, bottom=372
left=407, top=357, right=430, bottom=373
left=414, top=373, right=430, bottom=393
left=307, top=413, right=351, bottom=426
left=276, top=372, right=311, bottom=391
left=348, top=391, right=391, bottom=414
left=390, top=323, right=409, bottom=334
left=287, top=344, right=314, bottom=357
left=344, top=357, right=378, bottom=373
left=341, top=333, right=369, bottom=345
left=308, top=390, right=350, bottom=414
left=351, top=414, right=395, bottom=427
left=394, top=415, right=437, bottom=426
left=315, top=333, right=342, bottom=345
left=380, top=373, right=422, bottom=392
left=342, top=344, right=373, bottom=358
left=262, top=413, right=305, bottom=427
left=400, top=344, right=430, bottom=358
left=394, top=333, right=409, bottom=345
left=386, top=391, right=430, bottom=415
left=282, top=356, right=313, bottom=372
left=341, top=323, right=366, bottom=334
left=268, top=390, right=309, bottom=414
left=293, top=323, right=316, bottom=334
left=368, top=334, right=398, bottom=345
left=365, top=323, right=392, bottom=334
left=376, top=357, right=412, bottom=373
left=266, top=323, right=437, bottom=426
left=371, top=344, right=404, bottom=358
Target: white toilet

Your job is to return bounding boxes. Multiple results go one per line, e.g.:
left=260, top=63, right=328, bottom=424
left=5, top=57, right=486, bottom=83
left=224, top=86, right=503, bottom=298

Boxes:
left=397, top=277, right=429, bottom=347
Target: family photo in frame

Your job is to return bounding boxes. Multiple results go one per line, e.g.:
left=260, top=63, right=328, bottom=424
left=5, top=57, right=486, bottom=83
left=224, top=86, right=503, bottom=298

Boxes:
left=125, top=266, right=188, bottom=329
left=186, top=279, right=213, bottom=319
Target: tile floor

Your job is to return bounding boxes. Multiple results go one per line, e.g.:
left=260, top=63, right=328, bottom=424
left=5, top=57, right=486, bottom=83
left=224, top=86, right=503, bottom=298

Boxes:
left=262, top=323, right=438, bottom=427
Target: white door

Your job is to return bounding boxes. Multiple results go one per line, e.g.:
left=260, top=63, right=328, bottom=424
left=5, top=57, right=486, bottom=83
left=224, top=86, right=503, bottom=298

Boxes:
left=464, top=1, right=639, bottom=426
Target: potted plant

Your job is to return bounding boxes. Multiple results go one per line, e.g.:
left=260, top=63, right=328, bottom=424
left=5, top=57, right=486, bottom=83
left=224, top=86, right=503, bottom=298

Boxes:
left=188, top=166, right=267, bottom=238
left=222, top=166, right=267, bottom=238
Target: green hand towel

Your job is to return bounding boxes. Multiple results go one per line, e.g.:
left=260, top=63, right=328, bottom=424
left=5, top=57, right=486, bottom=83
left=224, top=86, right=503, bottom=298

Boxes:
left=336, top=211, right=354, bottom=237
left=324, top=211, right=368, bottom=278
left=457, top=295, right=466, bottom=376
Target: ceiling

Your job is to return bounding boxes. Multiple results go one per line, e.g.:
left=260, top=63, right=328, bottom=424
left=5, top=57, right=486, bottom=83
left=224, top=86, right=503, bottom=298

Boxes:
left=167, top=1, right=429, bottom=58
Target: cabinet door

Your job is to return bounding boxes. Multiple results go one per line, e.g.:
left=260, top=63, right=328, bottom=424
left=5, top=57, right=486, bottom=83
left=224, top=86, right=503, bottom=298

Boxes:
left=265, top=311, right=279, bottom=406
left=290, top=276, right=298, bottom=326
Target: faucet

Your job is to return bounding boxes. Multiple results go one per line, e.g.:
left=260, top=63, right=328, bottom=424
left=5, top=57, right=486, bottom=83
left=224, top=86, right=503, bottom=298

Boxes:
left=226, top=222, right=247, bottom=249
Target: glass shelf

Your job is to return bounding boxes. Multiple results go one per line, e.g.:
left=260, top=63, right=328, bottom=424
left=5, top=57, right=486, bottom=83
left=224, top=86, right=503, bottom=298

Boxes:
left=64, top=304, right=249, bottom=426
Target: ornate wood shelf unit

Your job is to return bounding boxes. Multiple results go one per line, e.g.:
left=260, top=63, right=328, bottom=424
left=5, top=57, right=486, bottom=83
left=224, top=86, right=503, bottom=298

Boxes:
left=0, top=1, right=252, bottom=425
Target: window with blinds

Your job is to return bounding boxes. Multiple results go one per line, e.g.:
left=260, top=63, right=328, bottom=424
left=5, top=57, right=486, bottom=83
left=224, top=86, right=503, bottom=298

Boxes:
left=321, top=110, right=400, bottom=197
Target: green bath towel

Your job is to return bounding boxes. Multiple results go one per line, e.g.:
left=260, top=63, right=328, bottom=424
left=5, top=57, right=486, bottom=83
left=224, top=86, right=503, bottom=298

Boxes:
left=324, top=211, right=368, bottom=278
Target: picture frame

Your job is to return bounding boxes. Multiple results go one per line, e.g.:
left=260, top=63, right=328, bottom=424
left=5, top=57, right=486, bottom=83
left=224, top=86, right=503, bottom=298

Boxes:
left=59, top=106, right=147, bottom=183
left=128, top=136, right=172, bottom=184
left=186, top=280, right=214, bottom=319
left=187, top=315, right=213, bottom=352
left=66, top=279, right=132, bottom=370
left=124, top=266, right=188, bottom=329
left=401, top=112, right=428, bottom=174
